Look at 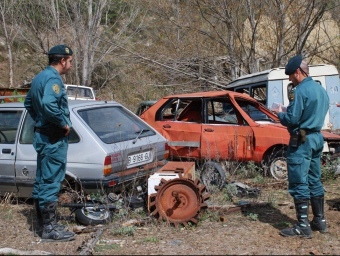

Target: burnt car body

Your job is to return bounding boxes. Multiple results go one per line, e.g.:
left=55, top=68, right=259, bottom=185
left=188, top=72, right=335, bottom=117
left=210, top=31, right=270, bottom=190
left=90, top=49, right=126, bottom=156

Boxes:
left=140, top=90, right=340, bottom=190
left=136, top=100, right=157, bottom=116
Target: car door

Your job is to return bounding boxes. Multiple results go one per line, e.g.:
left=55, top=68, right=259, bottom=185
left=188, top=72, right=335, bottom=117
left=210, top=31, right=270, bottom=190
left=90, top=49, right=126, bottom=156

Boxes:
left=0, top=108, right=24, bottom=193
left=14, top=111, right=37, bottom=197
left=157, top=98, right=203, bottom=159
left=201, top=98, right=255, bottom=161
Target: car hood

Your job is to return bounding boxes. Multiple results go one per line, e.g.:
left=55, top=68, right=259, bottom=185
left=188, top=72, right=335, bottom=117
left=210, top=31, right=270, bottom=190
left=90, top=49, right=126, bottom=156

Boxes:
left=256, top=121, right=287, bottom=130
left=258, top=123, right=340, bottom=140
left=321, top=130, right=340, bottom=141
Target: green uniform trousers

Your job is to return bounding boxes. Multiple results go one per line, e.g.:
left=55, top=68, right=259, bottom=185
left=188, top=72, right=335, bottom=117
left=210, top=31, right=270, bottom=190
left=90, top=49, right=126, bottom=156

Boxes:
left=32, top=132, right=68, bottom=209
left=287, top=132, right=324, bottom=199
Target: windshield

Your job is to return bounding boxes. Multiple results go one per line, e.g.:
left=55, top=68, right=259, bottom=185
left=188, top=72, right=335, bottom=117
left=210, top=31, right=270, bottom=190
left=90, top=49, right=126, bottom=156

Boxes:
left=236, top=99, right=275, bottom=122
left=78, top=106, right=155, bottom=144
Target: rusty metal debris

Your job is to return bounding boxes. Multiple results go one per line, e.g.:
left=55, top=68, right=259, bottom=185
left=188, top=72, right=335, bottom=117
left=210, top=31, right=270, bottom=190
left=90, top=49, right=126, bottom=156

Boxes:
left=149, top=172, right=210, bottom=227
left=328, top=200, right=340, bottom=211
left=231, top=182, right=261, bottom=198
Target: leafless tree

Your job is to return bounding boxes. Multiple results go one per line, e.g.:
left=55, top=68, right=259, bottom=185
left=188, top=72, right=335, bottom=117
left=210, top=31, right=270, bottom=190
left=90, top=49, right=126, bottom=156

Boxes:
left=0, top=0, right=337, bottom=104
left=0, top=0, right=19, bottom=87
left=58, top=0, right=143, bottom=87
left=136, top=0, right=332, bottom=88
left=13, top=0, right=142, bottom=88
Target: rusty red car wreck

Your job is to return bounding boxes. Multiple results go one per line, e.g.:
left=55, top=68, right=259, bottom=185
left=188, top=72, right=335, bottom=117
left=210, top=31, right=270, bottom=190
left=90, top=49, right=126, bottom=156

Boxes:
left=140, top=90, right=340, bottom=191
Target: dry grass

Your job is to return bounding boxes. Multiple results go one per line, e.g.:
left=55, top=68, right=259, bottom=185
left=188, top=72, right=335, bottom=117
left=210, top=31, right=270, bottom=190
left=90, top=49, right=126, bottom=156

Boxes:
left=0, top=175, right=339, bottom=255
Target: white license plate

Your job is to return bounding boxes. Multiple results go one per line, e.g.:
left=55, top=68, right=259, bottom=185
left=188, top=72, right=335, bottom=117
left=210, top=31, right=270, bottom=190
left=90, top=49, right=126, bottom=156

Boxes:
left=128, top=151, right=151, bottom=166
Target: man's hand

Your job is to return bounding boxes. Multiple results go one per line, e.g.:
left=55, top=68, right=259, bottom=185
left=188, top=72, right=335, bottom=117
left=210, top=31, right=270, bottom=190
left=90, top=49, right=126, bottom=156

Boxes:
left=272, top=104, right=282, bottom=114
left=63, top=124, right=71, bottom=136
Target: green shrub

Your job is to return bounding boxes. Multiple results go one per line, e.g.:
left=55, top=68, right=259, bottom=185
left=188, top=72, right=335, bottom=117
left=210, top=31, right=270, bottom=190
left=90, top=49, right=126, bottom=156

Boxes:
left=321, top=155, right=339, bottom=181
left=223, top=184, right=239, bottom=201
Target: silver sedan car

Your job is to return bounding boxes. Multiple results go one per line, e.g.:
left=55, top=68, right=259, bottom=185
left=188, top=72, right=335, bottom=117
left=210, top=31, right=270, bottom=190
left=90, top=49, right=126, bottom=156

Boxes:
left=0, top=100, right=168, bottom=225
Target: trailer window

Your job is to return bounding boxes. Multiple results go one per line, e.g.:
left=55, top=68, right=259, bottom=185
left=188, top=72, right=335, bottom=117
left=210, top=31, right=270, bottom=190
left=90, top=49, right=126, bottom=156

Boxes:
left=251, top=85, right=267, bottom=105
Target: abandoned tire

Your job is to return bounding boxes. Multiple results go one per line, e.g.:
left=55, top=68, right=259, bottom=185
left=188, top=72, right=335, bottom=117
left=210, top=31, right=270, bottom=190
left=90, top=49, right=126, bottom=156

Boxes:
left=75, top=206, right=111, bottom=226
left=200, top=161, right=226, bottom=193
left=265, top=149, right=287, bottom=181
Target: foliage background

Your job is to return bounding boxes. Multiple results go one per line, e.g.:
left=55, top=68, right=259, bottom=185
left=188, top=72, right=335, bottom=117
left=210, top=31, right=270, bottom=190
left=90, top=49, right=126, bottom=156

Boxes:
left=0, top=0, right=339, bottom=111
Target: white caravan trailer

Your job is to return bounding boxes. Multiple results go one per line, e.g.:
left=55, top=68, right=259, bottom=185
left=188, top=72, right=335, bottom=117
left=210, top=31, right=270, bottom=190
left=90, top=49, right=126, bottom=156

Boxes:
left=225, top=64, right=340, bottom=133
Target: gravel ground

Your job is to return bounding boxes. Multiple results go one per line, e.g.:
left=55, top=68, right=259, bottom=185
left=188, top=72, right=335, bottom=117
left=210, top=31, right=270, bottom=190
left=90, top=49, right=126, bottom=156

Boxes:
left=0, top=180, right=339, bottom=255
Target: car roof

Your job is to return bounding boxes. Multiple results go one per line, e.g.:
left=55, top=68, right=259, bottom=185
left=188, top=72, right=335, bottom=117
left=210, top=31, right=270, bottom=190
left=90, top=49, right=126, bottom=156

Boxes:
left=0, top=100, right=121, bottom=108
left=163, top=90, right=251, bottom=99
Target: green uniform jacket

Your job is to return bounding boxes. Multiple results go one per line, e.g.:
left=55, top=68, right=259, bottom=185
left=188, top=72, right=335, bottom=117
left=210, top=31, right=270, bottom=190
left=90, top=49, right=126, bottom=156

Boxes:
left=278, top=77, right=329, bottom=133
left=24, top=66, right=72, bottom=129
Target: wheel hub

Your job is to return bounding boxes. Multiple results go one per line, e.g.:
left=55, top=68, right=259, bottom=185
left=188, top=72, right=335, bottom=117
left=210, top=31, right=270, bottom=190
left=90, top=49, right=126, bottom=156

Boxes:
left=270, top=156, right=288, bottom=180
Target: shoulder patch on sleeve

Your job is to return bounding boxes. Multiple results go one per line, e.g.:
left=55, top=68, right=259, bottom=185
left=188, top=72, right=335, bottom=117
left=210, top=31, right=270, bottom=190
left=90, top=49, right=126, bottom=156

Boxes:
left=52, top=84, right=60, bottom=94
left=288, top=87, right=295, bottom=102
left=288, top=93, right=294, bottom=101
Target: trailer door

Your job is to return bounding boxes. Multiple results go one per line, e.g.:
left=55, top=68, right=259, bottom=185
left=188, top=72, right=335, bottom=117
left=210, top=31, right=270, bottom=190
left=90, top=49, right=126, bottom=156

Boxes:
left=325, top=75, right=340, bottom=131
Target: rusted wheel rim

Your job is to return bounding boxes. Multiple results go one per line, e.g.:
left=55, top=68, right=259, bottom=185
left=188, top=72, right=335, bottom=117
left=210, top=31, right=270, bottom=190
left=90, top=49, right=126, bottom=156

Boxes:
left=150, top=177, right=209, bottom=226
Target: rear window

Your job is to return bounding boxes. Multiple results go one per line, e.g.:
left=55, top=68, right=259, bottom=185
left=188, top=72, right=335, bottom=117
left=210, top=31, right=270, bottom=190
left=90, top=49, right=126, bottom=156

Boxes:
left=19, top=113, right=80, bottom=144
left=78, top=106, right=156, bottom=144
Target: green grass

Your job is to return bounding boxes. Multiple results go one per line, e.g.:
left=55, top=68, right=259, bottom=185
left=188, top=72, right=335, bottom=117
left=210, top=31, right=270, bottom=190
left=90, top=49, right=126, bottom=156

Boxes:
left=110, top=226, right=135, bottom=236
left=143, top=236, right=160, bottom=243
left=94, top=242, right=121, bottom=252
left=247, top=213, right=259, bottom=221
left=0, top=207, right=14, bottom=221
left=199, top=210, right=220, bottom=222
left=274, top=221, right=291, bottom=228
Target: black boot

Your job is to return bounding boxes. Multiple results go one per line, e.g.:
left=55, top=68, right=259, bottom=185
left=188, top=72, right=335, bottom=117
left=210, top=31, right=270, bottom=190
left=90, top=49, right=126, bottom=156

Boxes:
left=41, top=202, right=75, bottom=242
left=33, top=199, right=43, bottom=236
left=310, top=196, right=327, bottom=233
left=35, top=200, right=65, bottom=233
left=34, top=199, right=43, bottom=226
left=280, top=198, right=312, bottom=238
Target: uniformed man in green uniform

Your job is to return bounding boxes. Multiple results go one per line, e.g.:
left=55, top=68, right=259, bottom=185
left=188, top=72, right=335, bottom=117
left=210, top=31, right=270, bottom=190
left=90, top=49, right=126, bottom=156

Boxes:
left=274, top=55, right=329, bottom=238
left=24, top=44, right=75, bottom=242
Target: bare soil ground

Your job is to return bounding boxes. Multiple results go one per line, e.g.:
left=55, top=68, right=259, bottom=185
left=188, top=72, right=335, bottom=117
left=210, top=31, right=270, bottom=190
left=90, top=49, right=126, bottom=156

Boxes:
left=0, top=179, right=340, bottom=255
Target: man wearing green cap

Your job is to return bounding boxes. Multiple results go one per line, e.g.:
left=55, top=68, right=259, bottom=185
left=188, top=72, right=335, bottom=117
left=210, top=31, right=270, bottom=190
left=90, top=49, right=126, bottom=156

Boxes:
left=24, top=44, right=75, bottom=242
left=274, top=55, right=329, bottom=238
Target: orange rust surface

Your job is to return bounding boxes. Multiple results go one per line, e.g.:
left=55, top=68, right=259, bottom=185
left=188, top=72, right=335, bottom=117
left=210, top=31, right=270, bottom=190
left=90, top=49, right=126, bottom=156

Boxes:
left=156, top=161, right=195, bottom=180
left=0, top=88, right=29, bottom=103
left=141, top=90, right=291, bottom=164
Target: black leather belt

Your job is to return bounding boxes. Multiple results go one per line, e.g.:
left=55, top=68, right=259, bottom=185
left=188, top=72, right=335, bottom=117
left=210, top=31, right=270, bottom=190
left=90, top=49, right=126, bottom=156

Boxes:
left=289, top=129, right=319, bottom=136
left=34, top=127, right=50, bottom=136
left=304, top=130, right=320, bottom=135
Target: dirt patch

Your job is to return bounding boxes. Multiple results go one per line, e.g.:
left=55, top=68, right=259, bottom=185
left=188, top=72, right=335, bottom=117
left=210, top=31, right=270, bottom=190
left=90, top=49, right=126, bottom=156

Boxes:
left=0, top=181, right=340, bottom=255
